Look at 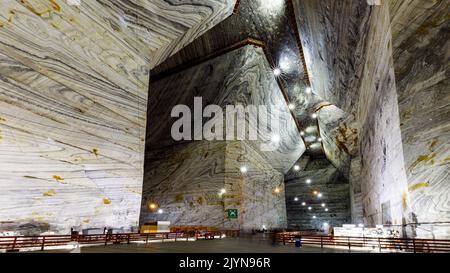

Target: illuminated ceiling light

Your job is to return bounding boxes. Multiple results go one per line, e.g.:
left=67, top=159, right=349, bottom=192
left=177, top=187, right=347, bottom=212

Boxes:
left=274, top=187, right=281, bottom=194
left=288, top=103, right=295, bottom=110
left=321, top=203, right=326, bottom=207
left=300, top=131, right=305, bottom=136
left=325, top=208, right=329, bottom=212
left=323, top=222, right=329, bottom=227
left=305, top=87, right=312, bottom=94
left=311, top=113, right=318, bottom=119
left=273, top=68, right=281, bottom=77
left=358, top=223, right=364, bottom=228
left=271, top=134, right=281, bottom=143
left=312, top=215, right=316, bottom=219
left=148, top=203, right=157, bottom=210
left=262, top=225, right=267, bottom=230
left=306, top=179, right=311, bottom=184
left=220, top=188, right=226, bottom=195
left=240, top=166, right=248, bottom=173
left=293, top=165, right=300, bottom=171
left=157, top=209, right=164, bottom=214
left=317, top=137, right=323, bottom=142
left=313, top=191, right=318, bottom=195
left=308, top=207, right=312, bottom=210
left=301, top=202, right=306, bottom=206
left=294, top=197, right=299, bottom=202
left=317, top=193, right=323, bottom=198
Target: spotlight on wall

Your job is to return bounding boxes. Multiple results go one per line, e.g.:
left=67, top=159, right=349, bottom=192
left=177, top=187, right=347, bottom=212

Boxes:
left=288, top=103, right=295, bottom=110
left=306, top=179, right=311, bottom=184
left=240, top=166, right=248, bottom=173
left=311, top=113, right=318, bottom=119
left=273, top=68, right=281, bottom=77
left=271, top=134, right=281, bottom=143
left=148, top=202, right=157, bottom=211
left=305, top=87, right=312, bottom=94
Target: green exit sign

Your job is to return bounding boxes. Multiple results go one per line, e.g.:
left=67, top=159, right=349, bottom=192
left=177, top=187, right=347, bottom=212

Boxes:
left=227, top=209, right=238, bottom=219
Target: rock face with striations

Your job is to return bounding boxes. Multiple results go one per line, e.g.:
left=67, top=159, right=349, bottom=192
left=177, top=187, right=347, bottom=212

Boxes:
left=389, top=0, right=450, bottom=238
left=0, top=0, right=234, bottom=234
left=142, top=45, right=305, bottom=231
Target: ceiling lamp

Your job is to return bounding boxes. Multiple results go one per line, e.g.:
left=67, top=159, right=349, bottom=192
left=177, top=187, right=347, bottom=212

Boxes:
left=300, top=131, right=305, bottom=136
left=294, top=197, right=299, bottom=202
left=305, top=87, right=312, bottom=94
left=317, top=193, right=323, bottom=198
left=311, top=113, right=318, bottom=119
left=240, top=166, right=248, bottom=173
left=293, top=165, right=300, bottom=171
left=273, top=68, right=281, bottom=76
left=306, top=179, right=311, bottom=184
left=288, top=103, right=295, bottom=110
left=301, top=202, right=306, bottom=206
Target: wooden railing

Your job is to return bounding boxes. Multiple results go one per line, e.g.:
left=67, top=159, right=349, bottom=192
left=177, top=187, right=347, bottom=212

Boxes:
left=275, top=232, right=450, bottom=253
left=0, top=230, right=239, bottom=252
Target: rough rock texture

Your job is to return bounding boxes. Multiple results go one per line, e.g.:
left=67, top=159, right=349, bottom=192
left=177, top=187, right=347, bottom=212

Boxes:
left=389, top=0, right=450, bottom=238
left=0, top=0, right=232, bottom=234
left=285, top=157, right=351, bottom=230
left=142, top=45, right=304, bottom=230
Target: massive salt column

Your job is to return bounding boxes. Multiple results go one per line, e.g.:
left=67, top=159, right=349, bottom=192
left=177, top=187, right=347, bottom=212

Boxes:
left=292, top=0, right=410, bottom=233
left=142, top=45, right=305, bottom=230
left=389, top=0, right=450, bottom=238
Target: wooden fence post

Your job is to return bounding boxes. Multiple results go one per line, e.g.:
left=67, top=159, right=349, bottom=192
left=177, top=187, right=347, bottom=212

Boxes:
left=41, top=236, right=45, bottom=251
left=12, top=237, right=17, bottom=251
